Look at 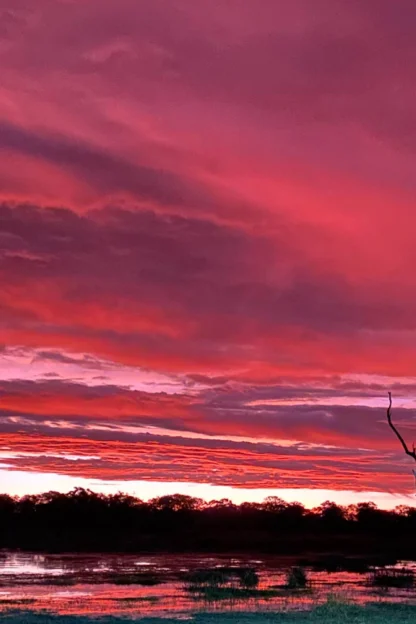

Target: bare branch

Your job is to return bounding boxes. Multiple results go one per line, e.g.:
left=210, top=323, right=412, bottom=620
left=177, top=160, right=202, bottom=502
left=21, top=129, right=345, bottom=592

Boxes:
left=387, top=392, right=416, bottom=461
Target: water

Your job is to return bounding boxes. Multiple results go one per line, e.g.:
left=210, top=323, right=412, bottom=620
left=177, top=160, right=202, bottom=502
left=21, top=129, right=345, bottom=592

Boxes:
left=0, top=552, right=415, bottom=617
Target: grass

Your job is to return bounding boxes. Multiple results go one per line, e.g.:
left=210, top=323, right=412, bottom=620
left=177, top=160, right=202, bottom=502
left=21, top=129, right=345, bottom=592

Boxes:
left=304, top=597, right=411, bottom=622
left=185, top=566, right=259, bottom=590
left=107, top=572, right=162, bottom=586
left=285, top=567, right=308, bottom=589
left=113, top=596, right=159, bottom=603
left=369, top=568, right=414, bottom=588
left=2, top=600, right=416, bottom=623
left=188, top=586, right=283, bottom=601
left=186, top=565, right=312, bottom=601
left=239, top=568, right=260, bottom=589
left=185, top=566, right=269, bottom=601
left=299, top=554, right=398, bottom=573
left=185, top=568, right=232, bottom=588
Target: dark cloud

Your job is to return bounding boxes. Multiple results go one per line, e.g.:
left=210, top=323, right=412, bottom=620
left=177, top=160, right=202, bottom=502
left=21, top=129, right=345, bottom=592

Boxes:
left=1, top=377, right=414, bottom=454
left=0, top=121, right=219, bottom=210
left=1, top=201, right=415, bottom=341
left=32, top=350, right=108, bottom=370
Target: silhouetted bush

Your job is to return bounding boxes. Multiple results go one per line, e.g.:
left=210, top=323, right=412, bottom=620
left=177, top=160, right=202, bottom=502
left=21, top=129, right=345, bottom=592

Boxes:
left=237, top=567, right=259, bottom=588
left=186, top=568, right=231, bottom=588
left=285, top=566, right=308, bottom=589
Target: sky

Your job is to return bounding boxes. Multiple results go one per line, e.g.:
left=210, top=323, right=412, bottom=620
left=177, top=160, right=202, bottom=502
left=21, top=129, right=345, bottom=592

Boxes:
left=1, top=0, right=416, bottom=510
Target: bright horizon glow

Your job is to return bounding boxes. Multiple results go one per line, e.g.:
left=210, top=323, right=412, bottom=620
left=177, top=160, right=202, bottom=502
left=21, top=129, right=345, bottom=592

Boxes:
left=0, top=469, right=413, bottom=510
left=1, top=1, right=416, bottom=508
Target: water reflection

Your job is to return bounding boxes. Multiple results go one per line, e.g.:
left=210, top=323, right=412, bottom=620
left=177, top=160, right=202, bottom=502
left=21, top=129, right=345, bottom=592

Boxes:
left=0, top=552, right=414, bottom=617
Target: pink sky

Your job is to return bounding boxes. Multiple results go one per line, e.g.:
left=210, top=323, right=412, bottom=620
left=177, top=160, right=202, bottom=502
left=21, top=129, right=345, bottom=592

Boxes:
left=1, top=0, right=416, bottom=509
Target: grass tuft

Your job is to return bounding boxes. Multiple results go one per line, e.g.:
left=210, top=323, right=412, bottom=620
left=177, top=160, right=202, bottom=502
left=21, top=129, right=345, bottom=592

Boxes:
left=285, top=566, right=308, bottom=589
left=369, top=568, right=414, bottom=589
left=108, top=573, right=161, bottom=586
left=185, top=566, right=259, bottom=591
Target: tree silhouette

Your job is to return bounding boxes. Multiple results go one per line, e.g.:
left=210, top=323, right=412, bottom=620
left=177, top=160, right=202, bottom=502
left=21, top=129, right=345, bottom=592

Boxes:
left=387, top=392, right=416, bottom=486
left=0, top=487, right=413, bottom=555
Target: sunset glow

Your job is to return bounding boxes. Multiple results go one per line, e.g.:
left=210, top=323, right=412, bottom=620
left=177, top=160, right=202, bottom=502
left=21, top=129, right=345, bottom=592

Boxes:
left=1, top=0, right=416, bottom=509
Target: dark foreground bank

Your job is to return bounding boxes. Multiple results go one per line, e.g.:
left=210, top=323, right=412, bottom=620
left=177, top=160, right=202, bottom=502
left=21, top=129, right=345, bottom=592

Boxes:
left=1, top=489, right=416, bottom=555
left=1, top=602, right=416, bottom=624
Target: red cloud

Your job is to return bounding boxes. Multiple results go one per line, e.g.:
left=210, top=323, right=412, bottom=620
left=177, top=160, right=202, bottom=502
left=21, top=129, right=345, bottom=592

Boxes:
left=0, top=432, right=411, bottom=493
left=1, top=0, right=416, bottom=499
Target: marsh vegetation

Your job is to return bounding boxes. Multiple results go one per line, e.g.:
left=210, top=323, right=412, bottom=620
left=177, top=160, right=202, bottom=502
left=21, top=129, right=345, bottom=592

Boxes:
left=0, top=551, right=415, bottom=617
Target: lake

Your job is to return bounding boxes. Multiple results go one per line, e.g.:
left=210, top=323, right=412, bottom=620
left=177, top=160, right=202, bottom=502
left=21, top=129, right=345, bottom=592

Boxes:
left=0, top=552, right=415, bottom=617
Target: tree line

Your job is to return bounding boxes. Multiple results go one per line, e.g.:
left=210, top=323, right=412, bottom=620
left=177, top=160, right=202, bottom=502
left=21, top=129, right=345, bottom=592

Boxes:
left=0, top=488, right=415, bottom=554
